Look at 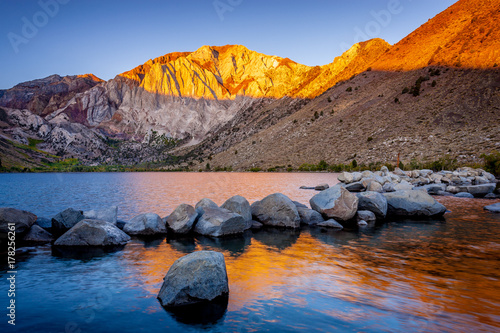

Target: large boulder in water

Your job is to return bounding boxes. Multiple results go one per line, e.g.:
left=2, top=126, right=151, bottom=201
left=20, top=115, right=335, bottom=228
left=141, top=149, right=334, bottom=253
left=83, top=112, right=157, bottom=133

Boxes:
left=195, top=198, right=219, bottom=216
left=52, top=208, right=84, bottom=235
left=194, top=207, right=246, bottom=237
left=83, top=206, right=118, bottom=225
left=54, top=219, right=130, bottom=246
left=383, top=190, right=446, bottom=217
left=22, top=225, right=53, bottom=243
left=251, top=193, right=300, bottom=228
left=221, top=195, right=252, bottom=229
left=157, top=251, right=229, bottom=307
left=166, top=204, right=198, bottom=234
left=355, top=191, right=388, bottom=219
left=0, top=208, right=37, bottom=233
left=123, top=213, right=167, bottom=236
left=309, top=186, right=358, bottom=221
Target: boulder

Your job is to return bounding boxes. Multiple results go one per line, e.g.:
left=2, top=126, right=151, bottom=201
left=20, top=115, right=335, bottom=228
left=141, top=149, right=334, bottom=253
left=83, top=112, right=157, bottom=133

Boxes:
left=358, top=220, right=368, bottom=226
left=383, top=190, right=446, bottom=217
left=309, top=186, right=358, bottom=221
left=157, top=251, right=229, bottom=307
left=83, top=206, right=118, bottom=225
left=366, top=181, right=383, bottom=193
left=54, top=219, right=130, bottom=246
left=22, top=225, right=53, bottom=243
left=0, top=208, right=37, bottom=233
left=299, top=186, right=315, bottom=190
left=356, top=191, right=388, bottom=219
left=383, top=182, right=396, bottom=192
left=314, top=183, right=330, bottom=191
left=446, top=186, right=460, bottom=194
left=338, top=172, right=354, bottom=184
left=195, top=198, right=219, bottom=216
left=166, top=204, right=198, bottom=234
left=194, top=207, right=246, bottom=237
left=393, top=167, right=406, bottom=176
left=123, top=213, right=167, bottom=236
left=297, top=207, right=325, bottom=225
left=394, top=180, right=413, bottom=191
left=362, top=170, right=374, bottom=178
left=34, top=217, right=52, bottom=230
left=221, top=195, right=252, bottom=228
left=316, top=219, right=344, bottom=229
left=484, top=203, right=500, bottom=213
left=466, top=184, right=496, bottom=197
left=437, top=191, right=454, bottom=197
left=484, top=193, right=497, bottom=199
left=251, top=221, right=263, bottom=230
left=454, top=192, right=474, bottom=198
left=251, top=193, right=300, bottom=228
left=293, top=201, right=308, bottom=209
left=380, top=166, right=389, bottom=176
left=481, top=171, right=496, bottom=182
left=52, top=208, right=84, bottom=235
left=419, top=169, right=433, bottom=178
left=352, top=172, right=363, bottom=182
left=473, top=176, right=489, bottom=185
left=357, top=210, right=376, bottom=223
left=345, top=182, right=366, bottom=192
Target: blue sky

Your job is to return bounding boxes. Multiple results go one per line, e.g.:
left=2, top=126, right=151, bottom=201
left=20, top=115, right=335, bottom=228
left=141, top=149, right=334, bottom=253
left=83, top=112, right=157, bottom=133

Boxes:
left=0, top=0, right=456, bottom=89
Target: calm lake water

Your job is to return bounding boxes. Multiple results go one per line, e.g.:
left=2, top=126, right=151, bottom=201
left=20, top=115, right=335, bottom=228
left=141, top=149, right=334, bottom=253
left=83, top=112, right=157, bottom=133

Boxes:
left=1, top=172, right=500, bottom=333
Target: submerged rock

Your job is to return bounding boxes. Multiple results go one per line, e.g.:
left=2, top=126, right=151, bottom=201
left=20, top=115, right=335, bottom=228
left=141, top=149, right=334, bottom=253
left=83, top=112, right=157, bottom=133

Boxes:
left=315, top=184, right=330, bottom=191
left=0, top=208, right=37, bottom=233
left=123, top=213, right=167, bottom=236
left=251, top=193, right=300, bottom=228
left=356, top=210, right=376, bottom=223
left=54, top=219, right=130, bottom=246
left=157, top=251, right=229, bottom=307
left=484, top=203, right=500, bottom=213
left=454, top=192, right=474, bottom=198
left=383, top=190, right=446, bottom=217
left=316, top=219, right=344, bottom=229
left=194, top=207, right=246, bottom=237
left=309, top=186, right=358, bottom=221
left=166, top=204, right=198, bottom=234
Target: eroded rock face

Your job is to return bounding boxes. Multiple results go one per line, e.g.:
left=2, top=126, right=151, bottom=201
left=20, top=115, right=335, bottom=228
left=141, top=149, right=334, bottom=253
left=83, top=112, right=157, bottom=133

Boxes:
left=54, top=219, right=130, bottom=246
left=310, top=186, right=359, bottom=221
left=157, top=251, right=229, bottom=307
left=251, top=193, right=300, bottom=228
left=194, top=207, right=246, bottom=237
left=0, top=208, right=37, bottom=234
left=383, top=190, right=446, bottom=217
left=166, top=204, right=198, bottom=234
left=123, top=213, right=167, bottom=236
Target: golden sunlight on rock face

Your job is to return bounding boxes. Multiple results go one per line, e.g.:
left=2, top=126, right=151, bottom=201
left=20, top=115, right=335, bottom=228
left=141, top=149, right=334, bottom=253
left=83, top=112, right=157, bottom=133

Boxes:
left=119, top=40, right=390, bottom=101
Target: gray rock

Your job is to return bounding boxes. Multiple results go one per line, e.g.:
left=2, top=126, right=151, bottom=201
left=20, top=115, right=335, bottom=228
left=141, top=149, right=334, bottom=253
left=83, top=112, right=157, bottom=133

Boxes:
left=339, top=172, right=354, bottom=184
left=484, top=203, right=500, bottom=213
left=380, top=166, right=389, bottom=176
left=116, top=220, right=127, bottom=230
left=299, top=186, right=315, bottom=190
left=52, top=208, right=84, bottom=235
left=383, top=182, right=396, bottom=192
left=0, top=208, right=37, bottom=233
left=317, top=219, right=344, bottom=229
left=419, top=169, right=433, bottom=178
left=194, top=207, right=246, bottom=237
left=315, top=183, right=330, bottom=191
left=221, top=195, right=252, bottom=229
left=166, top=204, right=198, bottom=234
left=367, top=181, right=384, bottom=193
left=123, top=213, right=167, bottom=236
left=454, top=192, right=474, bottom=198
left=484, top=193, right=497, bottom=199
left=250, top=221, right=263, bottom=230
left=293, top=201, right=308, bottom=209
left=35, top=217, right=51, bottom=230
left=157, top=251, right=229, bottom=307
left=54, top=219, right=130, bottom=246
left=415, top=184, right=447, bottom=195
left=195, top=198, right=219, bottom=216
left=22, top=225, right=53, bottom=243
left=357, top=220, right=368, bottom=226
left=251, top=193, right=300, bottom=228
left=356, top=191, right=388, bottom=219
left=437, top=191, right=454, bottom=197
left=473, top=176, right=489, bottom=185
left=345, top=182, right=366, bottom=192
left=466, top=184, right=496, bottom=197
left=297, top=207, right=325, bottom=225
left=393, top=167, right=406, bottom=176
left=83, top=206, right=118, bottom=225
left=383, top=190, right=447, bottom=217
left=357, top=210, right=376, bottom=223
left=310, top=186, right=358, bottom=221
left=446, top=186, right=460, bottom=194
left=394, top=180, right=413, bottom=191
left=352, top=172, right=363, bottom=182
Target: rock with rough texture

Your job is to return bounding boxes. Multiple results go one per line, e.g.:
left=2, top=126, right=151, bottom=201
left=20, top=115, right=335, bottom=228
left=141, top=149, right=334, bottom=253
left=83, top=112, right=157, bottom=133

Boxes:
left=293, top=201, right=308, bottom=209
left=194, top=207, right=246, bottom=237
left=383, top=182, right=396, bottom=192
left=52, top=208, right=84, bottom=235
left=297, top=207, right=325, bottom=225
left=251, top=193, right=300, bottom=228
left=356, top=191, right=388, bottom=219
left=317, top=219, right=344, bottom=229
left=345, top=182, right=366, bottom=192
left=454, top=192, right=474, bottom=198
left=157, top=251, right=229, bottom=307
left=484, top=203, right=500, bottom=213
left=54, top=219, right=130, bottom=246
left=394, top=180, right=413, bottom=191
left=195, top=198, right=219, bottom=216
left=0, top=208, right=37, bottom=233
left=315, top=184, right=330, bottom=191
left=221, top=195, right=252, bottom=228
left=484, top=193, right=497, bottom=199
left=310, top=186, right=358, bottom=221
left=338, top=172, right=354, bottom=184
left=83, top=206, right=118, bottom=225
left=465, top=184, right=496, bottom=197
left=383, top=190, right=446, bottom=217
left=123, top=213, right=167, bottom=236
left=166, top=204, right=198, bottom=234
left=357, top=210, right=376, bottom=223
left=22, top=225, right=53, bottom=243
left=366, top=181, right=383, bottom=193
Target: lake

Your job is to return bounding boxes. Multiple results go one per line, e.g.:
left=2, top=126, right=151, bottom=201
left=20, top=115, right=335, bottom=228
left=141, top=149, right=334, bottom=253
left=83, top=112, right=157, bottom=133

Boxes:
left=1, top=172, right=500, bottom=332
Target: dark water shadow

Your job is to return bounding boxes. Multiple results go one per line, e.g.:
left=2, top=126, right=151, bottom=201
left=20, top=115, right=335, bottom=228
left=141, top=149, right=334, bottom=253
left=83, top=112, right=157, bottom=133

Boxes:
left=166, top=236, right=197, bottom=254
left=130, top=235, right=167, bottom=248
left=162, top=295, right=228, bottom=327
left=196, top=231, right=252, bottom=256
left=51, top=245, right=126, bottom=260
left=252, top=227, right=301, bottom=251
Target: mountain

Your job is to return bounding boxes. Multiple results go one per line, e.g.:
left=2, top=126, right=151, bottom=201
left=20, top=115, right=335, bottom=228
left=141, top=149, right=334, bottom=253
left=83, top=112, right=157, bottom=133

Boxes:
left=0, top=0, right=499, bottom=171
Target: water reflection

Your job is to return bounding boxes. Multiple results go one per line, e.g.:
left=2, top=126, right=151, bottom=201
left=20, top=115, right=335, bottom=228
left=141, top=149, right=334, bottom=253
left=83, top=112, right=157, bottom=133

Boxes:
left=51, top=245, right=126, bottom=260
left=163, top=296, right=228, bottom=326
left=252, top=227, right=301, bottom=250
left=196, top=232, right=252, bottom=257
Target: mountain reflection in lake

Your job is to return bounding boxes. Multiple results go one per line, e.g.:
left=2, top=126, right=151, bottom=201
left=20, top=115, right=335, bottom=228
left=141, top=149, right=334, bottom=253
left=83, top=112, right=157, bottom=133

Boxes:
left=0, top=172, right=499, bottom=332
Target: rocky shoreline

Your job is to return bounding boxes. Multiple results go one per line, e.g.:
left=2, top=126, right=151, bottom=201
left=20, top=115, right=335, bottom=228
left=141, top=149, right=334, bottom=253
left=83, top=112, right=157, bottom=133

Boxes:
left=1, top=167, right=499, bottom=309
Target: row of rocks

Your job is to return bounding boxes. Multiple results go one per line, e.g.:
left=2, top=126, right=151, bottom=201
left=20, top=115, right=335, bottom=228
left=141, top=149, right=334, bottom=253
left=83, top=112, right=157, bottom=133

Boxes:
left=334, top=166, right=498, bottom=198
